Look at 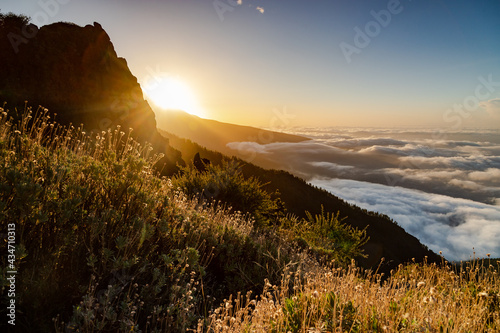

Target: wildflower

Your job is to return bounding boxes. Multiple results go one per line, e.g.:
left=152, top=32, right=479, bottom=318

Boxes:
left=312, top=290, right=319, bottom=298
left=478, top=292, right=489, bottom=298
left=417, top=281, right=425, bottom=288
left=355, top=284, right=363, bottom=292
left=430, top=287, right=436, bottom=295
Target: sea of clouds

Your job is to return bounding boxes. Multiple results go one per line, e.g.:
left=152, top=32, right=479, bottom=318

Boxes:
left=227, top=128, right=500, bottom=261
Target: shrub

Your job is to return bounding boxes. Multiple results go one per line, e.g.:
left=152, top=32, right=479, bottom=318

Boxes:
left=280, top=206, right=368, bottom=266
left=172, top=160, right=280, bottom=227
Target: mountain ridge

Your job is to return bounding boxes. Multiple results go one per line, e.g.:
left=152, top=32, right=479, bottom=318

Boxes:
left=0, top=13, right=441, bottom=270
left=155, top=109, right=309, bottom=155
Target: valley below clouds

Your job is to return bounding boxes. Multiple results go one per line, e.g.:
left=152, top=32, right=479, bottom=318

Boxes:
left=227, top=128, right=500, bottom=261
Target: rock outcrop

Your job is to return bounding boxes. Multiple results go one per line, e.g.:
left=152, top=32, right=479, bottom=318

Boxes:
left=0, top=14, right=183, bottom=174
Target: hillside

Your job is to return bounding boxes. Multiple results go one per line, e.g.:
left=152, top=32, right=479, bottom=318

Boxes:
left=155, top=109, right=309, bottom=155
left=1, top=106, right=498, bottom=332
left=161, top=130, right=441, bottom=269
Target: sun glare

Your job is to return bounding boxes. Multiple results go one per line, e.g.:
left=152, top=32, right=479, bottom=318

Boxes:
left=143, top=76, right=205, bottom=117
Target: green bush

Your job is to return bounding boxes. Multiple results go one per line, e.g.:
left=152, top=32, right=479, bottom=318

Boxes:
left=282, top=206, right=369, bottom=266
left=172, top=160, right=280, bottom=227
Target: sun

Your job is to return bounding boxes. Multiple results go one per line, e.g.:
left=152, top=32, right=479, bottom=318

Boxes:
left=142, top=76, right=205, bottom=117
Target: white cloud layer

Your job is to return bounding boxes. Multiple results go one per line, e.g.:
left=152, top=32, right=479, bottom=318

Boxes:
left=227, top=127, right=500, bottom=260
left=309, top=178, right=500, bottom=261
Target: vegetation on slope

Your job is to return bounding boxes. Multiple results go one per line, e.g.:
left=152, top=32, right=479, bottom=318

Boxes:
left=1, top=105, right=498, bottom=333
left=206, top=257, right=500, bottom=332
left=0, top=105, right=368, bottom=332
left=161, top=130, right=441, bottom=270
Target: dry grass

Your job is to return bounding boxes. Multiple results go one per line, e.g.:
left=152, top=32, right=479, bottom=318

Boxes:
left=201, top=257, right=500, bottom=332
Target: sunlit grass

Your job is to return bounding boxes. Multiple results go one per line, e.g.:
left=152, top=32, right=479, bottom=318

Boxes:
left=203, top=258, right=500, bottom=332
left=0, top=104, right=498, bottom=332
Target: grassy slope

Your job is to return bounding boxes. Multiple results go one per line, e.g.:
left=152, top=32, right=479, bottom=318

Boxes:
left=0, top=107, right=300, bottom=331
left=1, top=108, right=499, bottom=332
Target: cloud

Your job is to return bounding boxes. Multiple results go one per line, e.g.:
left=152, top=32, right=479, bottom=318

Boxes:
left=309, top=178, right=500, bottom=261
left=226, top=141, right=270, bottom=154
left=469, top=168, right=500, bottom=182
left=309, top=161, right=354, bottom=173
left=227, top=128, right=500, bottom=259
left=325, top=137, right=408, bottom=149
left=256, top=6, right=264, bottom=14
left=227, top=131, right=500, bottom=204
left=480, top=98, right=500, bottom=117
left=237, top=0, right=242, bottom=4
left=399, top=155, right=500, bottom=171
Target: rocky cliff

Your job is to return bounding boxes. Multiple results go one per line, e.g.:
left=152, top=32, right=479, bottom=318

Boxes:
left=0, top=14, right=183, bottom=174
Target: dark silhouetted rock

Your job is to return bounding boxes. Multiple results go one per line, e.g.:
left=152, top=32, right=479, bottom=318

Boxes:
left=0, top=13, right=184, bottom=174
left=193, top=152, right=210, bottom=172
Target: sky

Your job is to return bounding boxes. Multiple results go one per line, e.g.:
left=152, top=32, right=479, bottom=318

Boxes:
left=2, top=0, right=500, bottom=128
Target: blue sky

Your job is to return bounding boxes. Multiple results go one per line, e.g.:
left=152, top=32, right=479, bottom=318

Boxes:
left=2, top=0, right=500, bottom=128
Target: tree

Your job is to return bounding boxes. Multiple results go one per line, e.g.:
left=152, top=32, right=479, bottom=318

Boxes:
left=0, top=12, right=31, bottom=30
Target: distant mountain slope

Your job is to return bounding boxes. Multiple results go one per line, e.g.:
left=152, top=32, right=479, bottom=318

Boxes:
left=0, top=15, right=183, bottom=174
left=155, top=109, right=309, bottom=155
left=161, top=130, right=442, bottom=270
